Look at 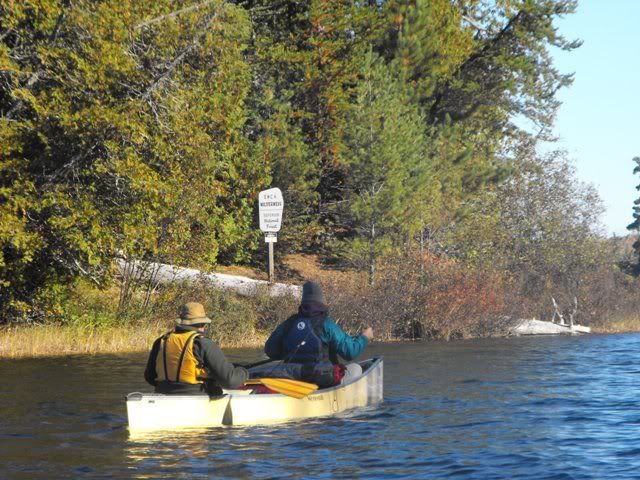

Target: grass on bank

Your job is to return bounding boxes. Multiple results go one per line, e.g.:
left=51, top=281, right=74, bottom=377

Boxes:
left=0, top=254, right=366, bottom=358
left=0, top=278, right=297, bottom=358
left=592, top=317, right=640, bottom=334
left=0, top=323, right=269, bottom=359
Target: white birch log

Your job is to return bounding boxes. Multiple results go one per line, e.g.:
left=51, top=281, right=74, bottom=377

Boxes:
left=510, top=318, right=591, bottom=336
left=116, top=259, right=301, bottom=299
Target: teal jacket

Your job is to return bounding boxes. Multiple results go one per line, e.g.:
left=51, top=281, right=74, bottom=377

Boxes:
left=265, top=315, right=369, bottom=364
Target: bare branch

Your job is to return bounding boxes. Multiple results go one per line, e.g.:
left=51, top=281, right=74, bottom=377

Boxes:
left=551, top=296, right=564, bottom=325
left=135, top=0, right=217, bottom=29
left=568, top=296, right=578, bottom=327
left=72, top=258, right=103, bottom=287
left=0, top=28, right=13, bottom=42
left=41, top=144, right=99, bottom=188
left=141, top=13, right=218, bottom=102
left=4, top=69, right=43, bottom=120
left=461, top=15, right=488, bottom=33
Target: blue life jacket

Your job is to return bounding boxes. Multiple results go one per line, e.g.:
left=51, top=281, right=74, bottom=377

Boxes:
left=282, top=315, right=330, bottom=364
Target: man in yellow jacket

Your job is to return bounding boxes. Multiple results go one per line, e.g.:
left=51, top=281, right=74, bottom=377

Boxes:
left=144, top=302, right=248, bottom=395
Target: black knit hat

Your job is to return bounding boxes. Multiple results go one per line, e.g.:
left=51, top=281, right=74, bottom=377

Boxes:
left=301, top=281, right=325, bottom=304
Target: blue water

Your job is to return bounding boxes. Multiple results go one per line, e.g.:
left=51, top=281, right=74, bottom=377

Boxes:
left=1, top=334, right=639, bottom=479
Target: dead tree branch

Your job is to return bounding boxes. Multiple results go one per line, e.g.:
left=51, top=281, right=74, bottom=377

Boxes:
left=135, top=0, right=217, bottom=29
left=551, top=296, right=564, bottom=325
left=140, top=13, right=218, bottom=102
left=567, top=296, right=578, bottom=327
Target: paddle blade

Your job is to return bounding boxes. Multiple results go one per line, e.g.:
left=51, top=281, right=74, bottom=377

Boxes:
left=245, top=378, right=319, bottom=399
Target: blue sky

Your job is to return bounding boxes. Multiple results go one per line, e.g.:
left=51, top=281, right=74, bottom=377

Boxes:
left=544, top=0, right=640, bottom=237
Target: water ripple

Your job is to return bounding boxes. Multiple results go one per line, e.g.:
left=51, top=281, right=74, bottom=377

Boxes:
left=2, top=335, right=640, bottom=478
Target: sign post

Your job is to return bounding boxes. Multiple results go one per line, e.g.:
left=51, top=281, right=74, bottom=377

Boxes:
left=258, top=188, right=283, bottom=283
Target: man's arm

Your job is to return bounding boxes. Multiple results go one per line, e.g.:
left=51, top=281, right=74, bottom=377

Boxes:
left=196, top=337, right=248, bottom=388
left=144, top=337, right=161, bottom=386
left=322, top=318, right=369, bottom=361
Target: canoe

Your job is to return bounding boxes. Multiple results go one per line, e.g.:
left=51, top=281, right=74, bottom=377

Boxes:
left=126, top=356, right=383, bottom=432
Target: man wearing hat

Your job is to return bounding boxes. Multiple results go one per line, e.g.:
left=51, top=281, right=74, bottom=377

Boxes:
left=144, top=302, right=248, bottom=395
left=262, top=281, right=374, bottom=387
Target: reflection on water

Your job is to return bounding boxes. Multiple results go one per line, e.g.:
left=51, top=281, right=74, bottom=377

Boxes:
left=2, top=335, right=640, bottom=479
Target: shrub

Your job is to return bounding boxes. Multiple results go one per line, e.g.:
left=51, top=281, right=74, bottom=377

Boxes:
left=323, top=253, right=512, bottom=341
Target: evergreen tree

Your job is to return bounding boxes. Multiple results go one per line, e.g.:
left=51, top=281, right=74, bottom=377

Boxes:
left=238, top=0, right=384, bottom=249
left=434, top=0, right=581, bottom=136
left=339, top=49, right=426, bottom=285
left=376, top=0, right=581, bottom=253
left=626, top=156, right=640, bottom=274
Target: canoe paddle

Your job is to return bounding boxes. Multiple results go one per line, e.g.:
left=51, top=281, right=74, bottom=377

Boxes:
left=244, top=378, right=319, bottom=399
left=234, top=358, right=275, bottom=369
left=233, top=358, right=276, bottom=368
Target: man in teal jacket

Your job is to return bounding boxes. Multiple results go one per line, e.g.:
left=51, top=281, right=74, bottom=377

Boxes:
left=263, top=281, right=373, bottom=386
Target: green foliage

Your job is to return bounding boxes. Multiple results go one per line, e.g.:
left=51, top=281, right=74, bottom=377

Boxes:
left=0, top=0, right=265, bottom=320
left=137, top=279, right=297, bottom=345
left=454, top=148, right=607, bottom=299
left=1, top=0, right=594, bottom=324
left=626, top=156, right=640, bottom=274
left=62, top=279, right=120, bottom=329
left=242, top=0, right=385, bottom=248
left=338, top=49, right=427, bottom=284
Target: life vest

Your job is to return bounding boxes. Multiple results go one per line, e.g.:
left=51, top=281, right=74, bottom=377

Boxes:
left=155, top=331, right=208, bottom=384
left=282, top=315, right=330, bottom=364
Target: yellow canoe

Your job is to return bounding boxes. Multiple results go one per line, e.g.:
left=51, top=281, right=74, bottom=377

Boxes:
left=126, top=357, right=383, bottom=433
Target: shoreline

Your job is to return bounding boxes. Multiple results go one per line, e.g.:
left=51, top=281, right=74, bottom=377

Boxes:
left=1, top=320, right=639, bottom=359
left=3, top=255, right=639, bottom=359
left=0, top=323, right=269, bottom=359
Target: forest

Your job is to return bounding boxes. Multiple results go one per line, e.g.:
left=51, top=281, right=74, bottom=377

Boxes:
left=1, top=0, right=639, bottom=345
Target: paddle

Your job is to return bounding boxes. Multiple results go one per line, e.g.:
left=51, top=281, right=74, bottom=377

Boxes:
left=233, top=358, right=275, bottom=369
left=245, top=378, right=319, bottom=399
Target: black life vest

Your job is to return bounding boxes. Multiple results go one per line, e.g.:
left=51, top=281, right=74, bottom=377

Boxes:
left=282, top=315, right=330, bottom=364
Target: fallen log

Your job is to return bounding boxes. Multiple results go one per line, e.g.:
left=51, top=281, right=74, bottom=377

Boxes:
left=116, top=258, right=301, bottom=299
left=510, top=318, right=591, bottom=336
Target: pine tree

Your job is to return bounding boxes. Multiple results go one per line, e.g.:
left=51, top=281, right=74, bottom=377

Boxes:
left=339, top=49, right=426, bottom=285
left=377, top=0, right=580, bottom=253
left=626, top=156, right=640, bottom=274
left=238, top=0, right=384, bottom=249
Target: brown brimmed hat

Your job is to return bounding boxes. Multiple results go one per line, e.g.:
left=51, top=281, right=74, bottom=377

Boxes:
left=177, top=302, right=212, bottom=326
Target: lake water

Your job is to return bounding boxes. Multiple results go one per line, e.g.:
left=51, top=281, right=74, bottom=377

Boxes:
left=1, top=334, right=640, bottom=479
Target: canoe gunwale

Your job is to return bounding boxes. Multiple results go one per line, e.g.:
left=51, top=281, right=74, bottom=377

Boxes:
left=311, top=356, right=382, bottom=393
left=126, top=356, right=383, bottom=430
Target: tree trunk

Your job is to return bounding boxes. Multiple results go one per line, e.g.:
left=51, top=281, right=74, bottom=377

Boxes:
left=369, top=222, right=376, bottom=287
left=420, top=225, right=425, bottom=274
